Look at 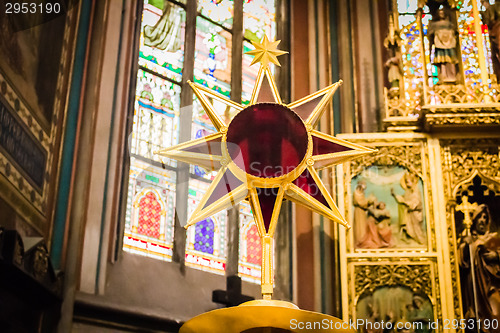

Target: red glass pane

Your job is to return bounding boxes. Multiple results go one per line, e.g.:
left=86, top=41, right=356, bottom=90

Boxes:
left=246, top=224, right=262, bottom=265
left=226, top=103, right=308, bottom=178
left=312, top=135, right=353, bottom=156
left=138, top=191, right=162, bottom=239
left=257, top=188, right=278, bottom=232
left=293, top=168, right=328, bottom=206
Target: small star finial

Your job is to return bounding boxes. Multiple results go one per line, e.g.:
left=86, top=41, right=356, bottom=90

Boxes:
left=245, top=35, right=288, bottom=68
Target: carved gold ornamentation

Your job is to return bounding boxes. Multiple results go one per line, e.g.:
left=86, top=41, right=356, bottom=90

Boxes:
left=354, top=264, right=432, bottom=297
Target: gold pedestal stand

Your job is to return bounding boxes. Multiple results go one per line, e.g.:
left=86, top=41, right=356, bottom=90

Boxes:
left=180, top=299, right=355, bottom=333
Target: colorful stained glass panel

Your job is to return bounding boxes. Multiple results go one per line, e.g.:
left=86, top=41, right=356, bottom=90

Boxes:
left=194, top=16, right=232, bottom=98
left=131, top=70, right=180, bottom=166
left=139, top=1, right=185, bottom=82
left=185, top=178, right=227, bottom=274
left=124, top=158, right=176, bottom=261
left=243, top=0, right=276, bottom=43
left=198, top=0, right=234, bottom=29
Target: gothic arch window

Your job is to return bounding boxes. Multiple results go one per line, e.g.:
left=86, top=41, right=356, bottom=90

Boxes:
left=137, top=191, right=163, bottom=238
left=124, top=186, right=174, bottom=260
left=122, top=0, right=279, bottom=280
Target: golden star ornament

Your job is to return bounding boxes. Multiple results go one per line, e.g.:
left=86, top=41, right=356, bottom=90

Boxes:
left=245, top=35, right=288, bottom=67
left=156, top=36, right=374, bottom=298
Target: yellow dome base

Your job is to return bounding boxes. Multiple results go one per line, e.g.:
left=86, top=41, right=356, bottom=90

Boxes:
left=179, top=299, right=355, bottom=333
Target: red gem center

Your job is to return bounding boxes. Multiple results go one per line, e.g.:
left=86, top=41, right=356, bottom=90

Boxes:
left=226, top=103, right=308, bottom=178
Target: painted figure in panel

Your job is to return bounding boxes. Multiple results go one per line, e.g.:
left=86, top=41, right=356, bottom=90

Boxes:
left=353, top=167, right=426, bottom=249
left=353, top=180, right=372, bottom=246
left=357, top=201, right=393, bottom=249
left=391, top=172, right=425, bottom=245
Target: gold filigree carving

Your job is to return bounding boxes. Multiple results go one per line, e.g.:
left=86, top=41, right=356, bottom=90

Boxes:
left=354, top=264, right=432, bottom=298
left=350, top=144, right=424, bottom=180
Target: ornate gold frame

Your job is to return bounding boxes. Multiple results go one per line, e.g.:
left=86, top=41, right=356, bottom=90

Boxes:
left=336, top=133, right=456, bottom=328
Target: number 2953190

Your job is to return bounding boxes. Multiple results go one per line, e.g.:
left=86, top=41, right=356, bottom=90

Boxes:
left=5, top=2, right=61, bottom=14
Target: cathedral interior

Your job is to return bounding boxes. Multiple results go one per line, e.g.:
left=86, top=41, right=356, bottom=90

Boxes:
left=1, top=0, right=500, bottom=332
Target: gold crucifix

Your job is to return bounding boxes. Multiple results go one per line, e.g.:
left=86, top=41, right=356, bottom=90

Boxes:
left=456, top=196, right=478, bottom=233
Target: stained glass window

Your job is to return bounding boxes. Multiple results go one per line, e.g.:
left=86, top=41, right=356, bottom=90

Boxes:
left=194, top=16, right=232, bottom=97
left=124, top=0, right=279, bottom=278
left=458, top=0, right=495, bottom=87
left=397, top=3, right=431, bottom=103
left=397, top=0, right=496, bottom=93
left=124, top=0, right=183, bottom=261
left=198, top=0, right=233, bottom=29
left=243, top=0, right=276, bottom=42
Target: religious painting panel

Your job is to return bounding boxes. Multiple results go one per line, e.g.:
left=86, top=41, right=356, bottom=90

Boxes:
left=441, top=137, right=500, bottom=326
left=123, top=157, right=176, bottom=261
left=351, top=166, right=427, bottom=250
left=348, top=261, right=438, bottom=333
left=0, top=2, right=78, bottom=236
left=338, top=135, right=434, bottom=253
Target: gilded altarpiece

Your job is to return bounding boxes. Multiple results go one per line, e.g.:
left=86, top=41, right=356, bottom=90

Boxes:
left=337, top=133, right=456, bottom=333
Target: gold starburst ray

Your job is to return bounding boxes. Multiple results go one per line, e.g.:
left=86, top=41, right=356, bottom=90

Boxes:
left=156, top=132, right=223, bottom=171
left=188, top=81, right=238, bottom=130
left=284, top=166, right=348, bottom=228
left=248, top=186, right=285, bottom=238
left=250, top=66, right=282, bottom=105
left=186, top=166, right=248, bottom=228
left=287, top=81, right=342, bottom=125
left=310, top=130, right=376, bottom=169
